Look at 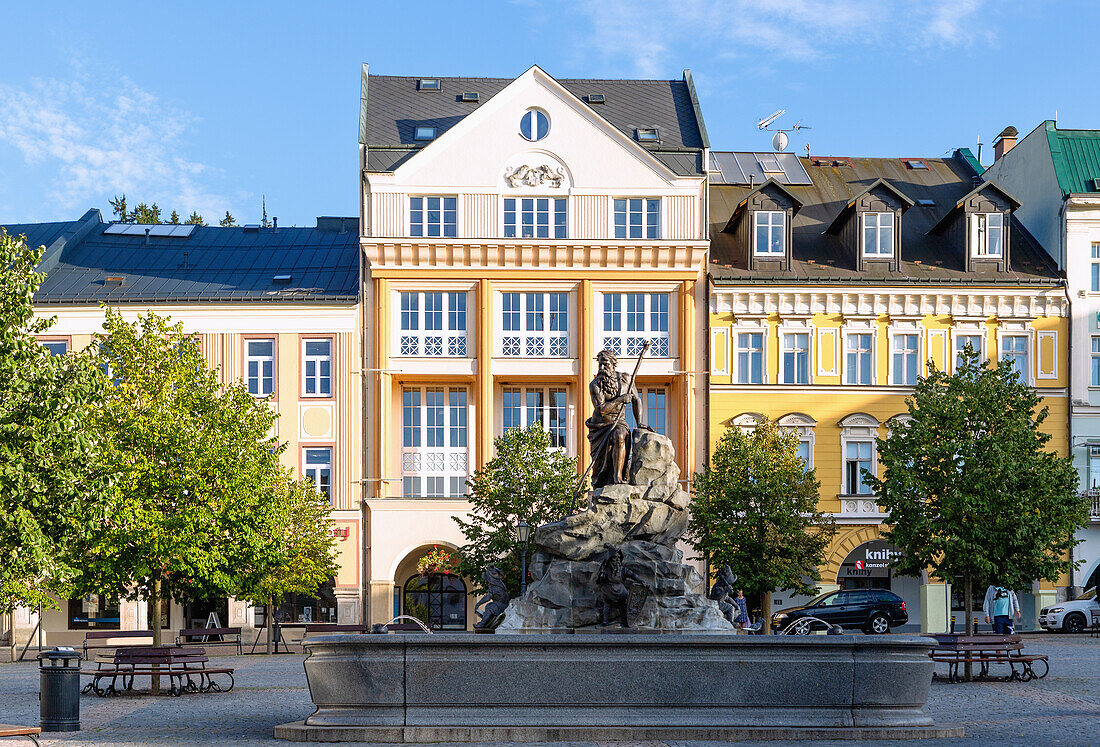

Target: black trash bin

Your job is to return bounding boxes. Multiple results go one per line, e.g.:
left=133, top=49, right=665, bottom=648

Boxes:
left=38, top=648, right=81, bottom=732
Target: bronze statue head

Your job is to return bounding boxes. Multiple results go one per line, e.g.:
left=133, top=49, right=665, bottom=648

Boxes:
left=596, top=349, right=618, bottom=375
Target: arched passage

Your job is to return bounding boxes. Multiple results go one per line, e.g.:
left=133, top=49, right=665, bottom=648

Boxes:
left=390, top=543, right=471, bottom=631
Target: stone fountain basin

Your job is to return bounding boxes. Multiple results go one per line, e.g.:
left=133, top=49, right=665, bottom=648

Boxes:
left=275, top=632, right=961, bottom=742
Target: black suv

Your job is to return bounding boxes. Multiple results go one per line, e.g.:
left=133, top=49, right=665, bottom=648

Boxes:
left=771, top=589, right=908, bottom=634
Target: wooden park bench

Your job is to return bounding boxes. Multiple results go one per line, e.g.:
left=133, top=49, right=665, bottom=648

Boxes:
left=82, top=630, right=156, bottom=656
left=303, top=623, right=372, bottom=635
left=175, top=627, right=242, bottom=655
left=0, top=724, right=41, bottom=746
left=929, top=633, right=1049, bottom=683
left=81, top=646, right=234, bottom=697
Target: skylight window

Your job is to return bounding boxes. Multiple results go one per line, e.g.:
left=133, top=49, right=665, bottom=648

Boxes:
left=460, top=91, right=479, bottom=102
left=635, top=128, right=660, bottom=142
left=917, top=199, right=936, bottom=207
left=904, top=159, right=929, bottom=170
left=414, top=126, right=437, bottom=141
left=756, top=152, right=785, bottom=174
left=417, top=79, right=441, bottom=91
left=587, top=94, right=606, bottom=104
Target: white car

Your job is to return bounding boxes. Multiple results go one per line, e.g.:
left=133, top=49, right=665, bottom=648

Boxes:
left=1038, top=587, right=1098, bottom=633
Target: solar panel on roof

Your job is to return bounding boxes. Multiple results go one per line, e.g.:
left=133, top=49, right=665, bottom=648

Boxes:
left=102, top=223, right=195, bottom=238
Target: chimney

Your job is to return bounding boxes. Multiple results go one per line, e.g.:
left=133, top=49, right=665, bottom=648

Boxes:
left=994, top=126, right=1018, bottom=161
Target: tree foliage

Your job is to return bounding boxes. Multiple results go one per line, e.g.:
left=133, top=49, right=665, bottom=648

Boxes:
left=689, top=418, right=835, bottom=632
left=108, top=194, right=230, bottom=228
left=71, top=310, right=327, bottom=647
left=219, top=211, right=237, bottom=227
left=0, top=231, right=112, bottom=611
left=454, top=426, right=578, bottom=596
left=869, top=348, right=1086, bottom=633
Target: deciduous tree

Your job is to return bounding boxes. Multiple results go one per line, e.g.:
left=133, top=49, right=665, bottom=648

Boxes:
left=73, top=310, right=290, bottom=669
left=689, top=418, right=835, bottom=633
left=454, top=426, right=578, bottom=596
left=0, top=231, right=111, bottom=614
left=869, top=348, right=1086, bottom=639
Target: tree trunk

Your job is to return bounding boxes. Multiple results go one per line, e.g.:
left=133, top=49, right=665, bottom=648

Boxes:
left=151, top=574, right=162, bottom=695
left=762, top=592, right=772, bottom=634
left=266, top=596, right=274, bottom=655
left=964, top=573, right=973, bottom=682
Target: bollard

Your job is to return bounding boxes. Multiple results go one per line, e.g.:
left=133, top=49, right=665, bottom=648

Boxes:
left=38, top=648, right=81, bottom=732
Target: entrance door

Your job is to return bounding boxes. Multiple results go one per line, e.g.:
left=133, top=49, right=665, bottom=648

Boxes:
left=403, top=573, right=467, bottom=630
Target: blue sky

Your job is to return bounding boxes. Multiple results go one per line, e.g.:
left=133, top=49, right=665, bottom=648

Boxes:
left=0, top=1, right=1095, bottom=226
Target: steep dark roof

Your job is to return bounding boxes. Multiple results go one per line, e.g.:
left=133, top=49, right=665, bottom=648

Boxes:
left=361, top=68, right=707, bottom=175
left=710, top=151, right=1061, bottom=285
left=3, top=212, right=360, bottom=304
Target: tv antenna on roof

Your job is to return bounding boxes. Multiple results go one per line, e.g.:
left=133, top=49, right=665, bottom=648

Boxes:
left=756, top=109, right=811, bottom=152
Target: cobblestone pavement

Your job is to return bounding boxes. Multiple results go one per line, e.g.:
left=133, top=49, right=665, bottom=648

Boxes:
left=0, top=634, right=1096, bottom=745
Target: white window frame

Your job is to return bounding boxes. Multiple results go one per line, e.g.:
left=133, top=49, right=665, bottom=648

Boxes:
left=409, top=196, right=457, bottom=238
left=890, top=331, right=921, bottom=386
left=844, top=331, right=875, bottom=385
left=1089, top=445, right=1100, bottom=489
left=302, top=338, right=333, bottom=397
left=970, top=212, right=1004, bottom=257
left=862, top=212, right=895, bottom=256
left=779, top=328, right=812, bottom=385
left=839, top=414, right=880, bottom=497
left=245, top=338, right=275, bottom=397
left=733, top=327, right=766, bottom=384
left=401, top=386, right=469, bottom=499
left=303, top=447, right=333, bottom=504
left=998, top=329, right=1031, bottom=384
left=397, top=291, right=469, bottom=358
left=599, top=292, right=671, bottom=358
left=753, top=211, right=786, bottom=255
left=1091, top=243, right=1100, bottom=293
left=1092, top=337, right=1100, bottom=387
left=503, top=197, right=567, bottom=239
left=499, top=291, right=570, bottom=358
left=951, top=326, right=986, bottom=372
left=613, top=198, right=660, bottom=239
left=625, top=386, right=669, bottom=437
left=778, top=413, right=816, bottom=470
left=500, top=385, right=572, bottom=452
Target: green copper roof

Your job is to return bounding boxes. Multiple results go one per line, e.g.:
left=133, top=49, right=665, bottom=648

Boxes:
left=1046, top=120, right=1100, bottom=196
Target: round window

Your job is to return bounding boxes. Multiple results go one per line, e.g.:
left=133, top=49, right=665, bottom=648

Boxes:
left=520, top=108, right=550, bottom=141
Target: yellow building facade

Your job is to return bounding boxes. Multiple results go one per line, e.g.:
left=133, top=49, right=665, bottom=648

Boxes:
left=359, top=66, right=710, bottom=628
left=707, top=151, right=1070, bottom=632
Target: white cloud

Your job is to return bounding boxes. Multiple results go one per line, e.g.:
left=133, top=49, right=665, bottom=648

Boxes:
left=0, top=75, right=238, bottom=221
left=571, top=0, right=992, bottom=75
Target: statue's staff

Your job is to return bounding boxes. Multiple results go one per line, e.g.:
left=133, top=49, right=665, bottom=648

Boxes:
left=567, top=340, right=651, bottom=515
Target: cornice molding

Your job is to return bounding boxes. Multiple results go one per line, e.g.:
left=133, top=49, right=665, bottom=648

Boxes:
left=711, top=287, right=1068, bottom=319
left=362, top=239, right=708, bottom=271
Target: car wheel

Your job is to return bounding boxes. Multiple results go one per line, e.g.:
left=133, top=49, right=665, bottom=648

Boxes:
left=867, top=612, right=890, bottom=635
left=789, top=618, right=813, bottom=636
left=1063, top=612, right=1086, bottom=634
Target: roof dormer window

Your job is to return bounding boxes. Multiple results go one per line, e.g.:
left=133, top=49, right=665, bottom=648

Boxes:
left=754, top=211, right=785, bottom=255
left=971, top=212, right=1004, bottom=257
left=414, top=126, right=437, bottom=141
left=862, top=212, right=894, bottom=256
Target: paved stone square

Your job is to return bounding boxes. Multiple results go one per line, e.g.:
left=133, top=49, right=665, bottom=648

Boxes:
left=0, top=634, right=1097, bottom=745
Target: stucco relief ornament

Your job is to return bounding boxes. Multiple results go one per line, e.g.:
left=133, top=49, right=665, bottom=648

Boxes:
left=505, top=164, right=565, bottom=188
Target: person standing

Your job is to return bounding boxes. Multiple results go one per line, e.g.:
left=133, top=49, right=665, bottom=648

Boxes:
left=983, top=584, right=1022, bottom=634
left=733, top=589, right=750, bottom=629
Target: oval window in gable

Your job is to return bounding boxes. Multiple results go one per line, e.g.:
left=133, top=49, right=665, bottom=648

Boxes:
left=520, top=108, right=550, bottom=141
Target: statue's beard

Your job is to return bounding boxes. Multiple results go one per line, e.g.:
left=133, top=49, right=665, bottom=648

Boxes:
left=596, top=370, right=619, bottom=397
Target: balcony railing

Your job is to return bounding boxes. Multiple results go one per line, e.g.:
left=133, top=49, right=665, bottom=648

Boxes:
left=1085, top=489, right=1100, bottom=521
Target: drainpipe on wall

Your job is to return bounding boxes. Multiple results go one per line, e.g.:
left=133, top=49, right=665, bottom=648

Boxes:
left=1063, top=275, right=1076, bottom=595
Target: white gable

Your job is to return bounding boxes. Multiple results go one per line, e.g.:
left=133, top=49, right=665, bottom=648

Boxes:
left=385, top=66, right=693, bottom=192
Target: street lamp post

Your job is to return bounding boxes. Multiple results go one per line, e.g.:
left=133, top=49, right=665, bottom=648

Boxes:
left=516, top=519, right=531, bottom=595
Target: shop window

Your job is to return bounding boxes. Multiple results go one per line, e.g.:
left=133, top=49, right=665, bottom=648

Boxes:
left=68, top=595, right=121, bottom=630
